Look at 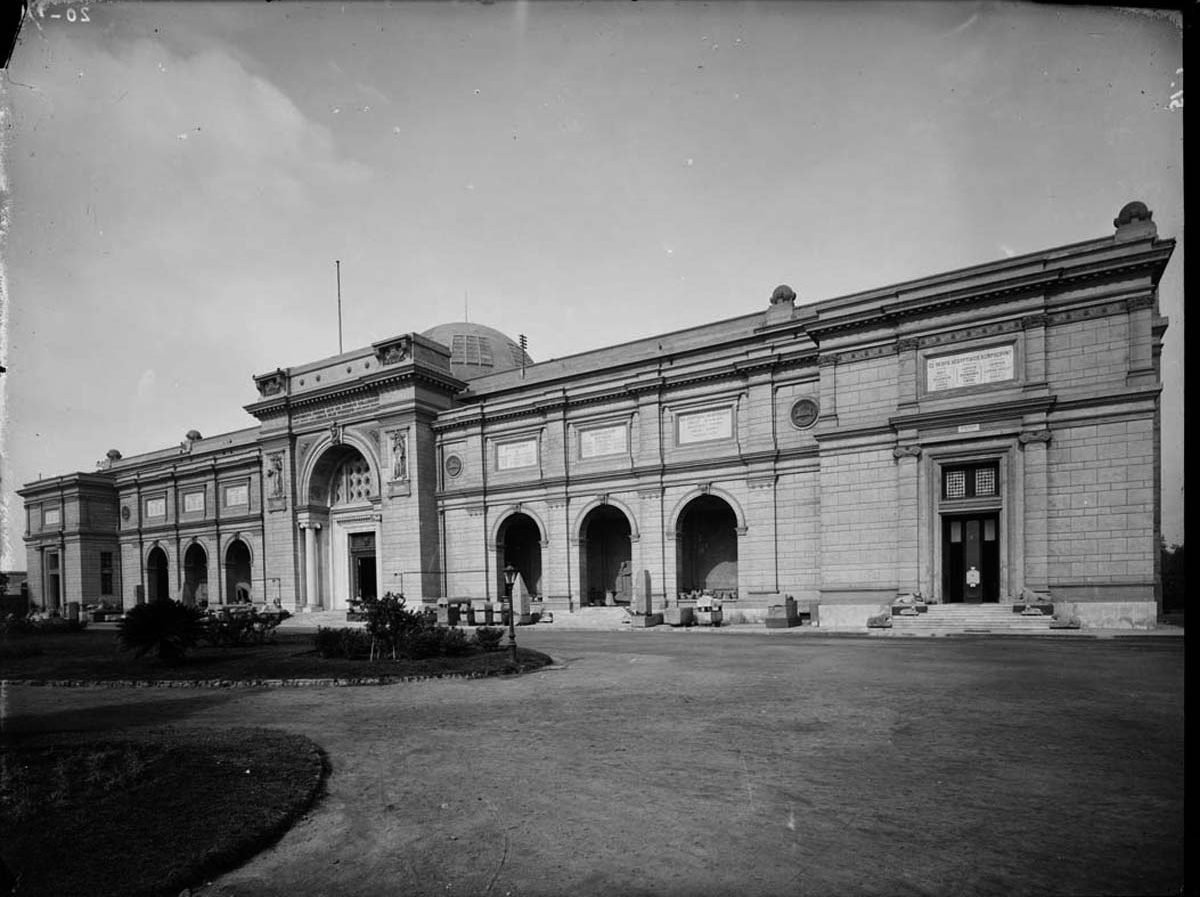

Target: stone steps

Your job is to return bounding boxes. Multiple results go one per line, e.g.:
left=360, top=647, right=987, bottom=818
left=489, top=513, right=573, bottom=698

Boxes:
left=891, top=605, right=1053, bottom=633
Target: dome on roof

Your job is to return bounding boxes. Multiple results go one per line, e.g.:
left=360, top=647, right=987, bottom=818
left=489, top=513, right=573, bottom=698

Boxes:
left=421, top=322, right=534, bottom=381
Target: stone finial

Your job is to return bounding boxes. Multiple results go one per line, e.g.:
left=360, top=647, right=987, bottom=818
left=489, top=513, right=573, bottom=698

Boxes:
left=185, top=429, right=202, bottom=442
left=106, top=448, right=123, bottom=461
left=769, top=284, right=797, bottom=306
left=1113, top=201, right=1156, bottom=242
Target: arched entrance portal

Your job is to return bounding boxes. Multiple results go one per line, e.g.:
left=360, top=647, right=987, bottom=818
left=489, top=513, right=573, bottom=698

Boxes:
left=307, top=444, right=380, bottom=610
left=497, top=513, right=541, bottom=598
left=675, top=495, right=738, bottom=599
left=224, top=539, right=252, bottom=604
left=579, top=506, right=632, bottom=606
left=182, top=544, right=208, bottom=606
left=146, top=546, right=170, bottom=602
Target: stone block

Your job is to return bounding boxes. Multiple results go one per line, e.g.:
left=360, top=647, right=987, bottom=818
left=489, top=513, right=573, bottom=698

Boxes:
left=664, top=606, right=694, bottom=626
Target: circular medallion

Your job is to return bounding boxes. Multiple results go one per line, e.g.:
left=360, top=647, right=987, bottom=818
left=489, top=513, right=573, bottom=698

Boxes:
left=121, top=505, right=131, bottom=521
left=444, top=454, right=464, bottom=478
left=789, top=398, right=820, bottom=430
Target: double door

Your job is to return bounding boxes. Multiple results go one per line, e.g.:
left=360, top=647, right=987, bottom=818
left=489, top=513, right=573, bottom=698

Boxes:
left=942, top=514, right=999, bottom=603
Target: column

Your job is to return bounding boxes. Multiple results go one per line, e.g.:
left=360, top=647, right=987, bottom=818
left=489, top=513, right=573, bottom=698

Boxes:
left=893, top=444, right=921, bottom=595
left=302, top=522, right=322, bottom=610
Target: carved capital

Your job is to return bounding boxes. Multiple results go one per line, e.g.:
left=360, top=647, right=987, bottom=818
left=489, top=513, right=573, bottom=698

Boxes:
left=1018, top=429, right=1052, bottom=446
left=1021, top=313, right=1049, bottom=330
left=896, top=338, right=920, bottom=353
left=1125, top=295, right=1155, bottom=313
left=818, top=354, right=839, bottom=368
left=892, top=444, right=922, bottom=460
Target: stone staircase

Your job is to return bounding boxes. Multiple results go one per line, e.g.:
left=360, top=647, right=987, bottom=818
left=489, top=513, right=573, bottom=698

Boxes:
left=541, top=606, right=632, bottom=630
left=890, top=603, right=1054, bottom=634
left=277, top=609, right=364, bottom=631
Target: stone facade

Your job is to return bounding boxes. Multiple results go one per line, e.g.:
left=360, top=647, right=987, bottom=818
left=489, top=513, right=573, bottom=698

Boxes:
left=19, top=204, right=1174, bottom=628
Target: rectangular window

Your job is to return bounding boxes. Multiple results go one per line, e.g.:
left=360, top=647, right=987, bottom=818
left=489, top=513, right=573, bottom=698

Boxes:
left=223, top=484, right=249, bottom=507
left=100, top=551, right=114, bottom=594
left=145, top=496, right=166, bottom=517
left=183, top=491, right=205, bottom=513
left=942, top=463, right=1000, bottom=500
left=42, top=505, right=62, bottom=527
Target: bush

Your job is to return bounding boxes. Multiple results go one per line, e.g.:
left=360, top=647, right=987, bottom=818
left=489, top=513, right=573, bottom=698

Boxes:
left=473, top=626, right=505, bottom=652
left=405, top=626, right=449, bottom=659
left=313, top=627, right=372, bottom=659
left=349, top=592, right=426, bottom=659
left=118, top=600, right=207, bottom=663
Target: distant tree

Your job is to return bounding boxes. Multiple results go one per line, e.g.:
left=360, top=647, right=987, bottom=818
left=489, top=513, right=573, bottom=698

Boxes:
left=1161, top=541, right=1185, bottom=612
left=0, top=572, right=9, bottom=596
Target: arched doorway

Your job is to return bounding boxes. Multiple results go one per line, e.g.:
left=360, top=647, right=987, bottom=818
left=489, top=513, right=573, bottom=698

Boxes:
left=497, top=513, right=541, bottom=598
left=579, top=506, right=632, bottom=606
left=182, top=544, right=208, bottom=606
left=307, top=444, right=379, bottom=610
left=675, top=495, right=738, bottom=599
left=224, top=539, right=252, bottom=604
left=146, top=546, right=170, bottom=602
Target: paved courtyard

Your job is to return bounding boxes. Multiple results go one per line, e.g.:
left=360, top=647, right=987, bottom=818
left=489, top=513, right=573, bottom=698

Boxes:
left=5, top=631, right=1184, bottom=897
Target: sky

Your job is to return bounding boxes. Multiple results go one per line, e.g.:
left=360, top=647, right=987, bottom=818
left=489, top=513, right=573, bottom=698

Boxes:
left=0, top=0, right=1184, bottom=569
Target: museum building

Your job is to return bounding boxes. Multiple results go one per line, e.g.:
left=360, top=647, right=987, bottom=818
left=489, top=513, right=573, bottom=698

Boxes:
left=19, top=202, right=1174, bottom=628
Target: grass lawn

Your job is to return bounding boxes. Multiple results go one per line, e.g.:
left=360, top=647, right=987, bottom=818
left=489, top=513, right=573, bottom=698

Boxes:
left=0, top=629, right=552, bottom=682
left=0, top=727, right=325, bottom=897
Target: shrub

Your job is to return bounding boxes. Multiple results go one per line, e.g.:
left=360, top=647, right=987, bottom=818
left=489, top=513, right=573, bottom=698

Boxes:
left=313, top=627, right=372, bottom=659
left=349, top=592, right=426, bottom=659
left=118, top=600, right=207, bottom=663
left=441, top=626, right=470, bottom=657
left=405, top=626, right=449, bottom=659
left=473, top=626, right=505, bottom=652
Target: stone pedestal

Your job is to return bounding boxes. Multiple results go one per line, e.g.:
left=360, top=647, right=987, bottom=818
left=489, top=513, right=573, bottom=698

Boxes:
left=664, top=606, right=694, bottom=626
left=764, top=595, right=800, bottom=628
left=627, top=612, right=663, bottom=628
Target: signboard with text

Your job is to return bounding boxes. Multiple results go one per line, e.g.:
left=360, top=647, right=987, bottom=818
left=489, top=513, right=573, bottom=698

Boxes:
left=579, top=423, right=628, bottom=459
left=926, top=345, right=1014, bottom=392
left=676, top=407, right=733, bottom=445
left=496, top=438, right=538, bottom=471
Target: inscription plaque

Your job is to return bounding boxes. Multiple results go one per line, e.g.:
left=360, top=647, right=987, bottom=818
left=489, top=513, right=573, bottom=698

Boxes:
left=496, top=438, right=538, bottom=471
left=926, top=345, right=1014, bottom=392
left=580, top=424, right=628, bottom=459
left=676, top=407, right=733, bottom=445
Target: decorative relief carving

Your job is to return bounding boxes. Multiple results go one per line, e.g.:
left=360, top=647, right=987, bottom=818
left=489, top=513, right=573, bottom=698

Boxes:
left=389, top=429, right=408, bottom=481
left=818, top=354, right=839, bottom=367
left=892, top=444, right=923, bottom=459
left=373, top=336, right=411, bottom=366
left=1018, top=429, right=1052, bottom=445
left=266, top=452, right=285, bottom=498
left=254, top=369, right=287, bottom=398
left=1125, top=295, right=1156, bottom=312
left=297, top=439, right=313, bottom=464
left=329, top=422, right=343, bottom=446
left=1021, top=314, right=1049, bottom=330
left=1047, top=300, right=1126, bottom=327
left=697, top=482, right=712, bottom=495
left=896, top=338, right=921, bottom=353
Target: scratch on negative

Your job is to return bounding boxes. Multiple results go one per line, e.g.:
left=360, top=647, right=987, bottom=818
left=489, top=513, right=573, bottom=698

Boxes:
left=739, top=751, right=755, bottom=811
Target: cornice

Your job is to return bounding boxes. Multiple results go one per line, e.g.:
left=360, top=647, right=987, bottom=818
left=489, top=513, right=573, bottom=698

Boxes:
left=888, top=396, right=1057, bottom=431
left=805, top=242, right=1174, bottom=340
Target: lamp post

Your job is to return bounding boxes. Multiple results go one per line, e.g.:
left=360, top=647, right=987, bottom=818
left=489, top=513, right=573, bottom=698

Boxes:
left=503, top=564, right=519, bottom=665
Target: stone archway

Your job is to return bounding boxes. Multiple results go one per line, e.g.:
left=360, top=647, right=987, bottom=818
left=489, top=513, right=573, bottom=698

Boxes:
left=146, top=546, right=170, bottom=602
left=182, top=543, right=208, bottom=606
left=303, top=443, right=380, bottom=611
left=224, top=539, right=252, bottom=604
left=497, top=513, right=542, bottom=599
left=579, top=505, right=633, bottom=606
left=675, top=495, right=738, bottom=599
